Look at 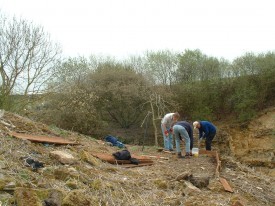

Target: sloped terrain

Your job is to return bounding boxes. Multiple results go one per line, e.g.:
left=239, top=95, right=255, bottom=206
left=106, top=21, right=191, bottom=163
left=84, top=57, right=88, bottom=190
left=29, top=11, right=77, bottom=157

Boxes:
left=216, top=107, right=275, bottom=176
left=0, top=110, right=274, bottom=206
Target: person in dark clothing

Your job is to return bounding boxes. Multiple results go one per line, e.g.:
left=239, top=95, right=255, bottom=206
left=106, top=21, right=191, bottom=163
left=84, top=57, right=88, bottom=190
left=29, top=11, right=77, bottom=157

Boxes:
left=175, top=121, right=194, bottom=154
left=172, top=124, right=191, bottom=158
left=193, top=121, right=216, bottom=151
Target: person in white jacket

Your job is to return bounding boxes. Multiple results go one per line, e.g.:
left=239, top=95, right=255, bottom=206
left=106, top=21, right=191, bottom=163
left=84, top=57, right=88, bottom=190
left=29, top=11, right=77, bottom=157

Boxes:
left=161, top=112, right=180, bottom=151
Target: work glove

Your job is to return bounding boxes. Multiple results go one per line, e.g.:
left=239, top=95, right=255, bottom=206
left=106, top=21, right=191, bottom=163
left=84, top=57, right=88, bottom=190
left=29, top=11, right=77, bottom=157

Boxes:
left=169, top=128, right=173, bottom=133
left=164, top=130, right=169, bottom=136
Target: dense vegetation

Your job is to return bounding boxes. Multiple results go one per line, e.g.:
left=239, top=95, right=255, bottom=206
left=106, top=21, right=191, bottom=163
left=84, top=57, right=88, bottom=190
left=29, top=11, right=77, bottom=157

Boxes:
left=1, top=13, right=274, bottom=145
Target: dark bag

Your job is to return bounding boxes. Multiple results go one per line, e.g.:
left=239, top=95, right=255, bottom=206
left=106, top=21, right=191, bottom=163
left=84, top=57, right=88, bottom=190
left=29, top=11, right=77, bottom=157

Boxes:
left=113, top=149, right=131, bottom=160
left=112, top=150, right=139, bottom=165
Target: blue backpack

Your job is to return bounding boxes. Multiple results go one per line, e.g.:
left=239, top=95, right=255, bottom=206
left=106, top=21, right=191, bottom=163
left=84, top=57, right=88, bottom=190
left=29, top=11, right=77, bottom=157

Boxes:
left=105, top=135, right=125, bottom=148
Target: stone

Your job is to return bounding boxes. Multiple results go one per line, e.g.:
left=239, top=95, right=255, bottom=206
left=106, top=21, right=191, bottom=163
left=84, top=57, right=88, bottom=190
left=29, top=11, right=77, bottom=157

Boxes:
left=175, top=171, right=192, bottom=181
left=3, top=182, right=16, bottom=191
left=184, top=181, right=201, bottom=195
left=50, top=151, right=77, bottom=165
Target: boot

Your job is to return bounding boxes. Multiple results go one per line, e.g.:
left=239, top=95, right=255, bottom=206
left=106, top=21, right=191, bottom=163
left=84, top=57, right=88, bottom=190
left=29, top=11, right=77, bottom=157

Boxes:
left=185, top=152, right=191, bottom=158
left=177, top=152, right=184, bottom=158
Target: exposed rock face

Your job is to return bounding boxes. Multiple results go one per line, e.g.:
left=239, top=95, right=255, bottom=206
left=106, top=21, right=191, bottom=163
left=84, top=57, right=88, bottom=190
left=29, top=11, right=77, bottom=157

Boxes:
left=215, top=107, right=275, bottom=174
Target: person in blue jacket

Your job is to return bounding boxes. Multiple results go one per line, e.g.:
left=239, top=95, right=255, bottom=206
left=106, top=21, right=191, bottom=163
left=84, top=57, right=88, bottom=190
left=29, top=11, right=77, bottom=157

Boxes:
left=193, top=121, right=216, bottom=151
left=174, top=121, right=193, bottom=156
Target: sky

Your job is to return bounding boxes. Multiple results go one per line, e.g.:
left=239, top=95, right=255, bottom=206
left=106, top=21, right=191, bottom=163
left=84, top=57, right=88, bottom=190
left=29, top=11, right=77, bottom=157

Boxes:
left=1, top=0, right=275, bottom=61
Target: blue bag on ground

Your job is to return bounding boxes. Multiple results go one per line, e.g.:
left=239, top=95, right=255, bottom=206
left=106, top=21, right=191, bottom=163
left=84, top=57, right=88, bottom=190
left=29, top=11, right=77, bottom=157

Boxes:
left=105, top=135, right=125, bottom=148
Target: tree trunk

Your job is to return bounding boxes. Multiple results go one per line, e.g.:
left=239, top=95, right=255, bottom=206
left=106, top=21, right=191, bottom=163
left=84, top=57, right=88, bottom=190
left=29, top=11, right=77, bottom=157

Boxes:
left=150, top=100, right=158, bottom=146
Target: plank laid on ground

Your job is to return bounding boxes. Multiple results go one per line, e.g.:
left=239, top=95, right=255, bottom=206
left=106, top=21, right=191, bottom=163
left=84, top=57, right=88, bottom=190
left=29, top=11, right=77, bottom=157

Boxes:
left=91, top=152, right=154, bottom=165
left=215, top=152, right=221, bottom=177
left=141, top=155, right=169, bottom=160
left=219, top=177, right=234, bottom=193
left=9, top=131, right=79, bottom=145
left=121, top=163, right=154, bottom=168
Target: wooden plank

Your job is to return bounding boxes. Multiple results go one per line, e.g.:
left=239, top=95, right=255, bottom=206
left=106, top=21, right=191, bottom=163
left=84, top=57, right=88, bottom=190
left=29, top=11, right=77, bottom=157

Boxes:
left=121, top=163, right=154, bottom=168
left=91, top=153, right=154, bottom=165
left=9, top=131, right=79, bottom=145
left=141, top=155, right=169, bottom=160
left=215, top=152, right=221, bottom=177
left=219, top=177, right=234, bottom=193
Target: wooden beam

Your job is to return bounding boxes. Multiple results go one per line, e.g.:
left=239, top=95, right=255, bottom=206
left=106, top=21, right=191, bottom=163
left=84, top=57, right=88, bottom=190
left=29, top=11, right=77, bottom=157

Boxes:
left=219, top=177, right=234, bottom=193
left=9, top=131, right=79, bottom=145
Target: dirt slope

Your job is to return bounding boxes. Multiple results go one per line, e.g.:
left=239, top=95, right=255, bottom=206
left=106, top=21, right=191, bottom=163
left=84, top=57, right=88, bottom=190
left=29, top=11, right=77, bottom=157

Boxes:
left=0, top=110, right=274, bottom=206
left=216, top=107, right=275, bottom=176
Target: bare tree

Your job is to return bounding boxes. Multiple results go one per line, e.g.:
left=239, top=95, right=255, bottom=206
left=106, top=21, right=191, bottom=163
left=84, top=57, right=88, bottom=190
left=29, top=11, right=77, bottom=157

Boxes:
left=145, top=50, right=178, bottom=86
left=141, top=90, right=179, bottom=146
left=0, top=13, right=61, bottom=107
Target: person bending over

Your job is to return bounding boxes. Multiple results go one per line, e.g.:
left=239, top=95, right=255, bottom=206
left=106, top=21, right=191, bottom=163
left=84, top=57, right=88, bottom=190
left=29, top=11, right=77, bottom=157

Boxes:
left=161, top=112, right=180, bottom=151
left=193, top=120, right=216, bottom=151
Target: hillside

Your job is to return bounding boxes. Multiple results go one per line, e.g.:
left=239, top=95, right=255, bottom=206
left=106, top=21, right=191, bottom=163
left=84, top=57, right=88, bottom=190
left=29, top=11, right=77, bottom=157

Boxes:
left=216, top=107, right=275, bottom=175
left=0, top=109, right=274, bottom=206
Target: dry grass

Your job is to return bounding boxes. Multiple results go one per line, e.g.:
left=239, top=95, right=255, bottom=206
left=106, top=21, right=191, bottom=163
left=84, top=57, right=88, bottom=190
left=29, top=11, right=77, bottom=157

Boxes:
left=0, top=111, right=274, bottom=205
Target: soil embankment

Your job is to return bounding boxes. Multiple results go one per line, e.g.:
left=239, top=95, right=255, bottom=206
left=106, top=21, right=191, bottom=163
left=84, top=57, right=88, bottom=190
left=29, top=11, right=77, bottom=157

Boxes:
left=0, top=109, right=274, bottom=205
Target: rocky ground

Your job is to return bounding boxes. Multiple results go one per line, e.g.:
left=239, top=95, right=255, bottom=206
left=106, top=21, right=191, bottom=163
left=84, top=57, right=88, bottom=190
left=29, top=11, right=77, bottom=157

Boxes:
left=0, top=109, right=274, bottom=206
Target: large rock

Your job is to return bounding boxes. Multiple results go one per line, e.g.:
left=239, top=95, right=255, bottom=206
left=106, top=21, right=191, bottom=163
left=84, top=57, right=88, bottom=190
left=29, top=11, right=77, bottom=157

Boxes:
left=175, top=170, right=192, bottom=181
left=183, top=181, right=201, bottom=196
left=50, top=151, right=77, bottom=165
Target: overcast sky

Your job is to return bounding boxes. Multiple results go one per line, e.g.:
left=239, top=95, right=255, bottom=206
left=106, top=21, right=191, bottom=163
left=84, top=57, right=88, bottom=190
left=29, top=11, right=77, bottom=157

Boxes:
left=1, top=0, right=275, bottom=61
